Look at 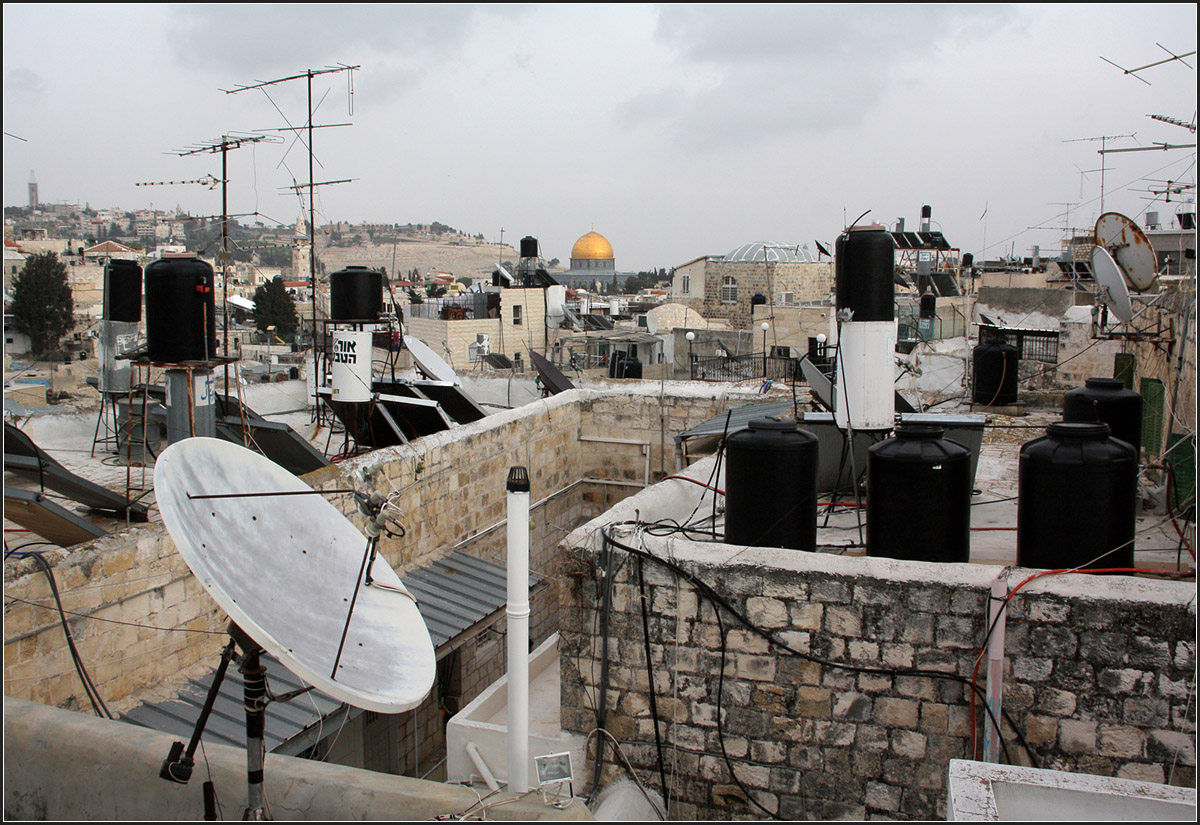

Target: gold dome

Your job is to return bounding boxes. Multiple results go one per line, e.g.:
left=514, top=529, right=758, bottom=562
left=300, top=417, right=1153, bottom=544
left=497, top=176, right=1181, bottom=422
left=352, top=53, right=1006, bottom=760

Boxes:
left=571, top=230, right=614, bottom=261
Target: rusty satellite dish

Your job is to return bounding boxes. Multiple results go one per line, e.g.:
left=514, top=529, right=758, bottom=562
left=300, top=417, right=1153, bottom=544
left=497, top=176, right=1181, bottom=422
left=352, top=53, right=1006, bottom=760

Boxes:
left=155, top=437, right=435, bottom=712
left=1095, top=212, right=1158, bottom=292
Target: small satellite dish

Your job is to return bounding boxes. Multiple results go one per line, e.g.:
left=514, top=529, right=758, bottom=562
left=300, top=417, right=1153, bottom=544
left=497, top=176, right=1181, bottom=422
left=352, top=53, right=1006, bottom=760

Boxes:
left=155, top=438, right=435, bottom=712
left=404, top=335, right=459, bottom=385
left=1095, top=212, right=1157, bottom=292
left=1090, top=247, right=1134, bottom=323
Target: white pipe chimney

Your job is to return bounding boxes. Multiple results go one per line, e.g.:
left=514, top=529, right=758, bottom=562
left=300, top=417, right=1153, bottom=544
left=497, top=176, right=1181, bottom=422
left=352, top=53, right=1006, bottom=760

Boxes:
left=505, top=466, right=531, bottom=793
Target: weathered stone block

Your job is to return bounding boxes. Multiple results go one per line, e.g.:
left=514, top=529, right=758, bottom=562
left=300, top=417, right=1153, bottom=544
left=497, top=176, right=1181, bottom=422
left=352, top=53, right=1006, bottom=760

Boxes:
left=876, top=697, right=919, bottom=728
left=1059, top=718, right=1097, bottom=754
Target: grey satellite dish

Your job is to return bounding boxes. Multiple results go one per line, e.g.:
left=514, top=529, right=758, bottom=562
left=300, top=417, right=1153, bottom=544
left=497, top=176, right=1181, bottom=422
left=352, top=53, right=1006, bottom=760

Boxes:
left=155, top=438, right=435, bottom=713
left=1095, top=212, right=1158, bottom=292
left=1090, top=247, right=1134, bottom=324
left=404, top=334, right=460, bottom=386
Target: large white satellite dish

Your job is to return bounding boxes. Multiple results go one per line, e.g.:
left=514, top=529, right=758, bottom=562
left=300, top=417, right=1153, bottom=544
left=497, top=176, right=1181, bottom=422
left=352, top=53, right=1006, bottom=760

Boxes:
left=404, top=334, right=460, bottom=385
left=1090, top=246, right=1134, bottom=324
left=155, top=438, right=435, bottom=712
left=1095, top=212, right=1158, bottom=292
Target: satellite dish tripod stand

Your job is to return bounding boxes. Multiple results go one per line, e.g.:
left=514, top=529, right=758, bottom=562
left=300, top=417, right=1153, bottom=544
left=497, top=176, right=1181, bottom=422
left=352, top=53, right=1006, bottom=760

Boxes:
left=159, top=622, right=282, bottom=821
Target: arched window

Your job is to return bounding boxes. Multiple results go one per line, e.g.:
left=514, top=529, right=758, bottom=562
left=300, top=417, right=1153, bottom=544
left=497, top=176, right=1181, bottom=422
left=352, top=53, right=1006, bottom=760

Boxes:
left=720, top=276, right=737, bottom=304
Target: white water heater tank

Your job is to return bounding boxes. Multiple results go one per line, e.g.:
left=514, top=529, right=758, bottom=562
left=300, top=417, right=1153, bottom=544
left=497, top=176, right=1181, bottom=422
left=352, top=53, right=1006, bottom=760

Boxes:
left=330, top=329, right=373, bottom=403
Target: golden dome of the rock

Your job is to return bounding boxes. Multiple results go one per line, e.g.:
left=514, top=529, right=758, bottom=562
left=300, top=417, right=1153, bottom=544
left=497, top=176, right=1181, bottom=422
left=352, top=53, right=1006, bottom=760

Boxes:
left=571, top=230, right=614, bottom=261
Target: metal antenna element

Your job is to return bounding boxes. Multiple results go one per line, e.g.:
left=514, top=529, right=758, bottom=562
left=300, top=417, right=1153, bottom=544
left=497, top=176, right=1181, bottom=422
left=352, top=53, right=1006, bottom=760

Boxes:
left=1149, top=113, right=1198, bottom=133
left=137, top=175, right=224, bottom=189
left=224, top=64, right=361, bottom=420
left=1100, top=43, right=1196, bottom=84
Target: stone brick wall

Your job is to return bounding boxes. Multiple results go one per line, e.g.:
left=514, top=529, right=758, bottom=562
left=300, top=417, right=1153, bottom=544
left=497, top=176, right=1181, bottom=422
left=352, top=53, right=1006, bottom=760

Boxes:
left=701, top=261, right=833, bottom=329
left=558, top=521, right=1195, bottom=820
left=3, top=529, right=228, bottom=715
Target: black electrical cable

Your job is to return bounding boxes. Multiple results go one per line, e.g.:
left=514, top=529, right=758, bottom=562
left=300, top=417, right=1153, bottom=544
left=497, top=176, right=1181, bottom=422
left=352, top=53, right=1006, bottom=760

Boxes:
left=637, top=555, right=671, bottom=818
left=599, top=526, right=1032, bottom=770
left=8, top=549, right=112, bottom=719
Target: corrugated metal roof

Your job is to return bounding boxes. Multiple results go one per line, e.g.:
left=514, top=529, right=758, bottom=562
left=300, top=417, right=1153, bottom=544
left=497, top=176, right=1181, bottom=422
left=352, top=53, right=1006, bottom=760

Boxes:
left=121, top=551, right=528, bottom=753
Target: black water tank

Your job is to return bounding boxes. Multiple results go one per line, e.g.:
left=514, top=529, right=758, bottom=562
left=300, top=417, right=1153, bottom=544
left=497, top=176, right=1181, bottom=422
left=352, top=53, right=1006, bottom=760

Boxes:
left=835, top=226, right=895, bottom=322
left=608, top=351, right=626, bottom=378
left=972, top=338, right=1019, bottom=405
left=1063, top=377, right=1143, bottom=456
left=919, top=291, right=937, bottom=319
left=104, top=259, right=142, bottom=323
left=725, top=418, right=818, bottom=552
left=144, top=256, right=217, bottom=362
left=520, top=236, right=539, bottom=259
left=867, top=425, right=972, bottom=562
left=618, top=357, right=642, bottom=379
left=330, top=266, right=383, bottom=320
left=1017, top=422, right=1137, bottom=570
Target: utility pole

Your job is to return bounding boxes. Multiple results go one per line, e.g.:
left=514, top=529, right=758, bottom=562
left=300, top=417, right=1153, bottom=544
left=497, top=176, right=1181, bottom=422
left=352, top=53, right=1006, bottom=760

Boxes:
left=224, top=64, right=360, bottom=416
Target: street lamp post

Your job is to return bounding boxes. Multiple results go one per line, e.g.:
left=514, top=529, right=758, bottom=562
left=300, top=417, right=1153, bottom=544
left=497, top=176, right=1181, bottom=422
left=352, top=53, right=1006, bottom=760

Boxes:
left=685, top=331, right=695, bottom=379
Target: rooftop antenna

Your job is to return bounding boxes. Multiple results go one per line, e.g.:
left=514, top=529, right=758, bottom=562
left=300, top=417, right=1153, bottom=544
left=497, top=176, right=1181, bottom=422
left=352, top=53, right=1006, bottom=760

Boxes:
left=1100, top=43, right=1196, bottom=85
left=154, top=438, right=434, bottom=818
left=1148, top=113, right=1197, bottom=133
left=169, top=133, right=279, bottom=394
left=1064, top=133, right=1135, bottom=213
left=224, top=64, right=361, bottom=419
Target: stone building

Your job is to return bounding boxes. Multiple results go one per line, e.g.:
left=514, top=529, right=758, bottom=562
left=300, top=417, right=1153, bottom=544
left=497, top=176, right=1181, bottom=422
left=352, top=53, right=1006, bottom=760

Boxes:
left=672, top=241, right=834, bottom=329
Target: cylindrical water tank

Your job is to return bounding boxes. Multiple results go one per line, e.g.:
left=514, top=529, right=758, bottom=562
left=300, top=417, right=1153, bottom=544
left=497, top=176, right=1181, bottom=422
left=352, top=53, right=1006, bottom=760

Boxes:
left=867, top=425, right=971, bottom=562
left=619, top=358, right=642, bottom=379
left=972, top=338, right=1019, bottom=406
left=1063, top=377, right=1143, bottom=456
left=1017, top=422, right=1137, bottom=570
left=104, top=259, right=143, bottom=323
left=330, top=329, right=374, bottom=403
left=145, top=256, right=217, bottom=363
left=836, top=226, right=895, bottom=322
left=608, top=351, right=626, bottom=379
left=520, top=236, right=539, bottom=259
left=724, top=418, right=818, bottom=552
left=330, top=266, right=383, bottom=320
left=919, top=291, right=937, bottom=319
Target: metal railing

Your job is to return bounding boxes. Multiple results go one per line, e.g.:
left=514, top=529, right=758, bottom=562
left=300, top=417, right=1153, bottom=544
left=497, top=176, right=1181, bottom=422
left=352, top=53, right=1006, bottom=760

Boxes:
left=690, top=354, right=804, bottom=383
left=979, top=326, right=1060, bottom=363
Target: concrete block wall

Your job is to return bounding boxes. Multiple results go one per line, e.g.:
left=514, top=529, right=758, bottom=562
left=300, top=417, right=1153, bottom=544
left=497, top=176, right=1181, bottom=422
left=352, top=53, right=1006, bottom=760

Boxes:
left=557, top=522, right=1196, bottom=820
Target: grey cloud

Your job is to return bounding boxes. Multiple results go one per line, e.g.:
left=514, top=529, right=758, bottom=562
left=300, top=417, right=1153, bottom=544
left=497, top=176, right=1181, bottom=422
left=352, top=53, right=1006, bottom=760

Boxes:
left=4, top=68, right=46, bottom=98
left=626, top=4, right=1018, bottom=151
left=166, top=5, right=530, bottom=91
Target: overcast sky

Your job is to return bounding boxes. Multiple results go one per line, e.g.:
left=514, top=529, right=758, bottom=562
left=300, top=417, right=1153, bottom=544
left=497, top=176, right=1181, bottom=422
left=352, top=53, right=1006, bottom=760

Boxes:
left=3, top=4, right=1196, bottom=272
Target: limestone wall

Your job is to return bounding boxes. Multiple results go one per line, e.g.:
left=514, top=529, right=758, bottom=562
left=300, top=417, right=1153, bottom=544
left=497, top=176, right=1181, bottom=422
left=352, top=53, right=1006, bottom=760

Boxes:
left=557, top=479, right=1196, bottom=820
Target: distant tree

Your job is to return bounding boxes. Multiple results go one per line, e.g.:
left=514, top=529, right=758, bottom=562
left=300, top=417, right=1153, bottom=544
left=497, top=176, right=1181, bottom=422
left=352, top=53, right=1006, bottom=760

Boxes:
left=251, top=276, right=298, bottom=339
left=10, top=251, right=74, bottom=355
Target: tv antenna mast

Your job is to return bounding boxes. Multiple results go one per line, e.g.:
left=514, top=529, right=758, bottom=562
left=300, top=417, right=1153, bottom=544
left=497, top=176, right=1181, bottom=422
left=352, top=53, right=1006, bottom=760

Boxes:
left=168, top=133, right=279, bottom=393
left=1063, top=133, right=1136, bottom=213
left=223, top=64, right=361, bottom=418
